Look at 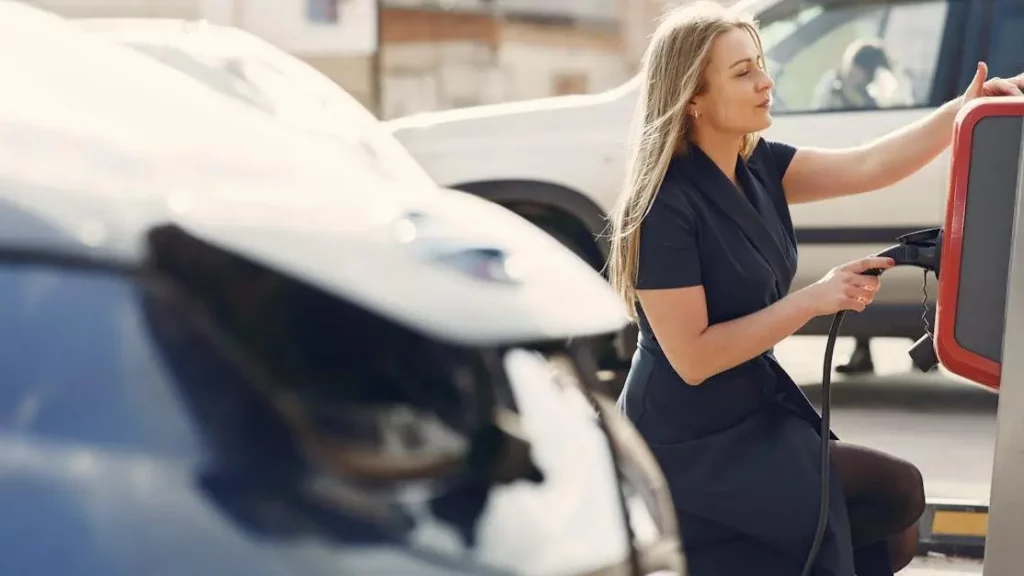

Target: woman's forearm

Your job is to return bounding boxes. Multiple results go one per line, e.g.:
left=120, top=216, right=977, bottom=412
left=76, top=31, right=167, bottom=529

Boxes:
left=858, top=96, right=964, bottom=192
left=682, top=291, right=817, bottom=385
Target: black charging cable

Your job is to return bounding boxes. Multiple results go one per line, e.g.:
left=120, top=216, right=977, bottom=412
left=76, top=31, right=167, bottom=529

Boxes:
left=799, top=308, right=846, bottom=576
left=799, top=228, right=942, bottom=576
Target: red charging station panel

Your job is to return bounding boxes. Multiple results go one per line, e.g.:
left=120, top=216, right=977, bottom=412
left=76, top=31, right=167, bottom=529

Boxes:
left=936, top=98, right=1024, bottom=392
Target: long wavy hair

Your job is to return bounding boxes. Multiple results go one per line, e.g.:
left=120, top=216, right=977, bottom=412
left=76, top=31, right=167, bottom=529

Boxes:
left=607, top=1, right=764, bottom=320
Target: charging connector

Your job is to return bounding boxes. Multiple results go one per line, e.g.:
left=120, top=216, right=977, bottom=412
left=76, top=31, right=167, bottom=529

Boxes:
left=800, top=227, right=943, bottom=576
left=864, top=227, right=943, bottom=278
left=867, top=227, right=943, bottom=373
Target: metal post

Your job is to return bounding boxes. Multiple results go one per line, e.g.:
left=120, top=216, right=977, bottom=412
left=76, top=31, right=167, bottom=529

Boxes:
left=982, top=121, right=1024, bottom=575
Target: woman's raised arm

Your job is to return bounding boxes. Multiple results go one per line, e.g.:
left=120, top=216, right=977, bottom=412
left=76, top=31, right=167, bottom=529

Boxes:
left=780, top=62, right=1024, bottom=205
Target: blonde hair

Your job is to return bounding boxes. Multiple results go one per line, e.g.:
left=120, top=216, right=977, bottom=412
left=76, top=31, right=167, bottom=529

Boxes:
left=607, top=1, right=764, bottom=320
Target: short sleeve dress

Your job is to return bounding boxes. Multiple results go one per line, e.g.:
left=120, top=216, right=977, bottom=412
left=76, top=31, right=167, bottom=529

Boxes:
left=617, top=138, right=894, bottom=576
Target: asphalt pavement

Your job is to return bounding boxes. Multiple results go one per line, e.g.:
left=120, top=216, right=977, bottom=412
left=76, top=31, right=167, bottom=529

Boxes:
left=774, top=335, right=995, bottom=574
left=774, top=335, right=997, bottom=503
left=902, top=556, right=983, bottom=574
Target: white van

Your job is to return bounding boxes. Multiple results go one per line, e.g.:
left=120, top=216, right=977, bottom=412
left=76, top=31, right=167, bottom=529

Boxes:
left=386, top=0, right=1024, bottom=374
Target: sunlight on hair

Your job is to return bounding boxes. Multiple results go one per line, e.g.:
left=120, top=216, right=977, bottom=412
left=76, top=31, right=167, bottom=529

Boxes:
left=606, top=0, right=764, bottom=320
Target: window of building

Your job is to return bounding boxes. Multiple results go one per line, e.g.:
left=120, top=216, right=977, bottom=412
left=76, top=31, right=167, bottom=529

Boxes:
left=308, top=0, right=340, bottom=24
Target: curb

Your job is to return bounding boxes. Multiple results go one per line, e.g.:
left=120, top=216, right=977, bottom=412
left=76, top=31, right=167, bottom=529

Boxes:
left=917, top=499, right=988, bottom=559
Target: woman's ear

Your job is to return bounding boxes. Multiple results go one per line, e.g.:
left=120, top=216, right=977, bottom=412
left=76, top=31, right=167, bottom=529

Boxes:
left=687, top=101, right=701, bottom=120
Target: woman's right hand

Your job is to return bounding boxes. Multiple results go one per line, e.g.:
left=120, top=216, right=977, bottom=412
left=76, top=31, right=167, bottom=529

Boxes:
left=797, top=256, right=896, bottom=316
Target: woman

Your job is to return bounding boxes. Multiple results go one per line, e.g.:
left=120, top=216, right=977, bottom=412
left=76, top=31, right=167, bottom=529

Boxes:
left=608, top=2, right=1024, bottom=575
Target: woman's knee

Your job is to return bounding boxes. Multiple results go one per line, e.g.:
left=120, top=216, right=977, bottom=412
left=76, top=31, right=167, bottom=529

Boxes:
left=889, top=523, right=920, bottom=572
left=893, top=460, right=926, bottom=529
left=831, top=442, right=926, bottom=530
left=863, top=450, right=925, bottom=532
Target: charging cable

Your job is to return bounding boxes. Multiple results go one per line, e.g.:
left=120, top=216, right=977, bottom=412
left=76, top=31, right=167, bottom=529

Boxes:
left=799, top=309, right=845, bottom=576
left=798, top=227, right=942, bottom=576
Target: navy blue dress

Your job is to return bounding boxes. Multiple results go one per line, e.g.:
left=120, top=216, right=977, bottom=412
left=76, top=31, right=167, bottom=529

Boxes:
left=616, top=138, right=892, bottom=576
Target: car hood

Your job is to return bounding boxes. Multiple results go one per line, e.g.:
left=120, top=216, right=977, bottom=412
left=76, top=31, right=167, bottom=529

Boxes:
left=165, top=183, right=628, bottom=347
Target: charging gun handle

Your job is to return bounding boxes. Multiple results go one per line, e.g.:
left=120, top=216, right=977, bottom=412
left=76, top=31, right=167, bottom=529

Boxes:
left=863, top=230, right=943, bottom=278
left=860, top=247, right=940, bottom=372
left=860, top=244, right=917, bottom=277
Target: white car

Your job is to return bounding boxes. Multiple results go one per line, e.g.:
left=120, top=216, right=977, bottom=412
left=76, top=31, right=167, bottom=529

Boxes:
left=3, top=5, right=683, bottom=576
left=77, top=17, right=648, bottom=375
left=385, top=0, right=1020, bottom=375
left=75, top=17, right=437, bottom=193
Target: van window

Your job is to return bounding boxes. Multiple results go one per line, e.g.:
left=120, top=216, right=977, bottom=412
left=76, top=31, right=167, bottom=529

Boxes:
left=987, top=1, right=1024, bottom=81
left=759, top=0, right=950, bottom=113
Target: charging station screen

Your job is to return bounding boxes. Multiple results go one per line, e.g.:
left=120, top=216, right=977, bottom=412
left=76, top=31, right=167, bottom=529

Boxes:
left=954, top=114, right=1022, bottom=363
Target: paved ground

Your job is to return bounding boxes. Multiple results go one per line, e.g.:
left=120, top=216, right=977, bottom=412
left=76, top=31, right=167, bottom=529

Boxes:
left=774, top=336, right=997, bottom=503
left=902, top=556, right=983, bottom=574
left=774, top=335, right=995, bottom=573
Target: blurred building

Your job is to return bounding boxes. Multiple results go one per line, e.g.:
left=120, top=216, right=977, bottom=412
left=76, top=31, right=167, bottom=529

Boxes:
left=620, top=0, right=670, bottom=70
left=622, top=0, right=742, bottom=69
left=378, top=0, right=629, bottom=119
left=23, top=0, right=737, bottom=118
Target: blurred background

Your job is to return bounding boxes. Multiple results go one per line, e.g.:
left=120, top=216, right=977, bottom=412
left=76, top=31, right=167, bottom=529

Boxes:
left=22, top=0, right=729, bottom=119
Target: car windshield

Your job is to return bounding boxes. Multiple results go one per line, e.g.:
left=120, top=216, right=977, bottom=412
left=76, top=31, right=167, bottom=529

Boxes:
left=0, top=259, right=495, bottom=575
left=122, top=34, right=437, bottom=191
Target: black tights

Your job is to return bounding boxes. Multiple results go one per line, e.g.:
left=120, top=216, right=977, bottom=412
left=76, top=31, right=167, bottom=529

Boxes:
left=832, top=441, right=927, bottom=572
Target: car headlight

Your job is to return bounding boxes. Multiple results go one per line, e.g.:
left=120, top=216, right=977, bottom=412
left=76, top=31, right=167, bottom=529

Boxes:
left=542, top=352, right=686, bottom=576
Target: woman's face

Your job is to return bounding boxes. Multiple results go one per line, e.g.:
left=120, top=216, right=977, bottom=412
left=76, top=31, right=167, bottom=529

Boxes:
left=691, top=27, right=775, bottom=136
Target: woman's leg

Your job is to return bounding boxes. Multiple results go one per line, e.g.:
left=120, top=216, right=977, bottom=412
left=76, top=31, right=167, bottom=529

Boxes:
left=831, top=441, right=926, bottom=572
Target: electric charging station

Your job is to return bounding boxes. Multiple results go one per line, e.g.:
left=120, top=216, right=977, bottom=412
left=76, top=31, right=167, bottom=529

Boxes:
left=934, top=98, right=1024, bottom=391
left=928, top=96, right=1024, bottom=574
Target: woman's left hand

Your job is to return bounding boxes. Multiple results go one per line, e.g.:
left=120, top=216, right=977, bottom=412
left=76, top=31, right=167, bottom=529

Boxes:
left=963, top=61, right=1024, bottom=104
